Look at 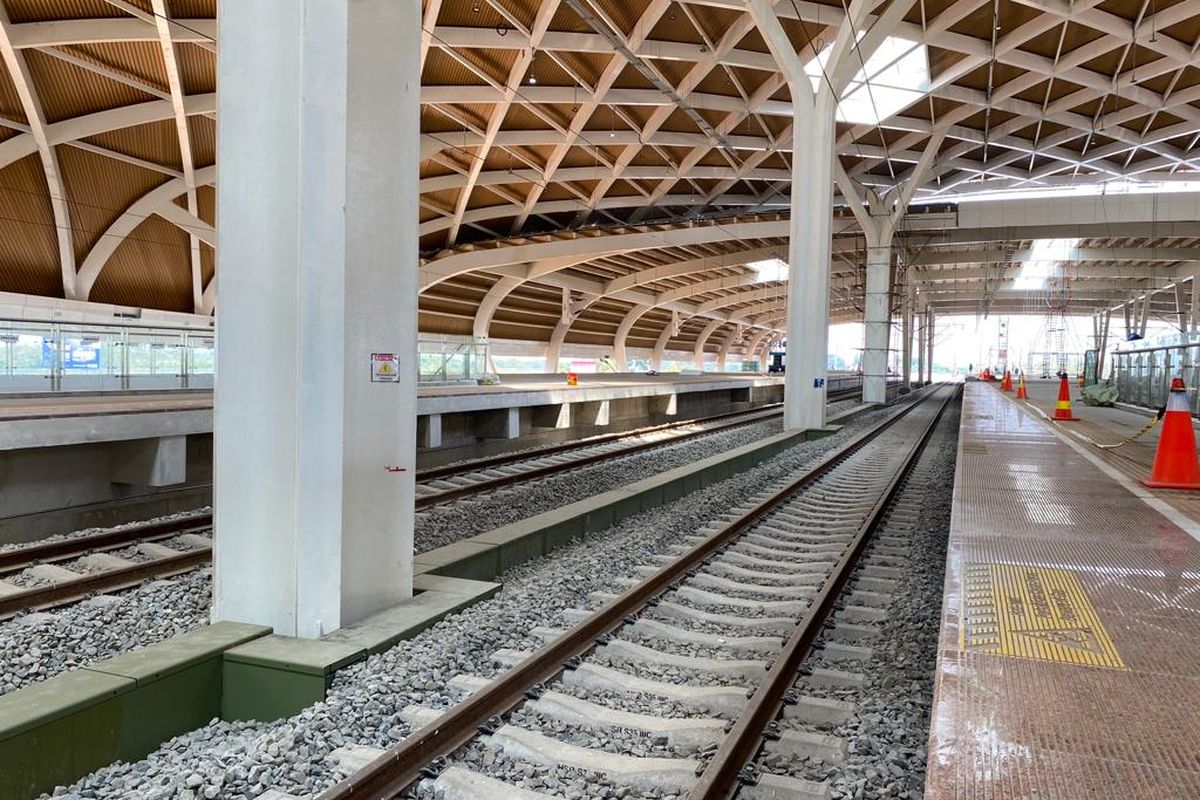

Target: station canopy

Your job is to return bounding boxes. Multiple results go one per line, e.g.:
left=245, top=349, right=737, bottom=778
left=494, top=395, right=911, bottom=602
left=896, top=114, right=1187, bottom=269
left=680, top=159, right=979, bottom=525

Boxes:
left=0, top=0, right=1198, bottom=358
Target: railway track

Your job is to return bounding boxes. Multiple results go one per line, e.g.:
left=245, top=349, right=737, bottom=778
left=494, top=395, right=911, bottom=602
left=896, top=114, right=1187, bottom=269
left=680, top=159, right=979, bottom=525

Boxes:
left=0, top=515, right=212, bottom=620
left=317, top=384, right=957, bottom=800
left=413, top=384, right=864, bottom=510
left=0, top=390, right=867, bottom=621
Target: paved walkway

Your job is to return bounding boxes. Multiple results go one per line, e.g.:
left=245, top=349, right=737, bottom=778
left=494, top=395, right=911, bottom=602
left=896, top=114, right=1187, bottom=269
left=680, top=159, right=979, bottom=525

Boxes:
left=926, top=381, right=1200, bottom=798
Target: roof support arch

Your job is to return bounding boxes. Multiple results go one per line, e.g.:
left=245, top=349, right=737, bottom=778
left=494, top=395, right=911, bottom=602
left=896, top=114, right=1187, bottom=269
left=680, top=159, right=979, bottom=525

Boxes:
left=610, top=275, right=766, bottom=369
left=693, top=319, right=727, bottom=370
left=78, top=166, right=216, bottom=300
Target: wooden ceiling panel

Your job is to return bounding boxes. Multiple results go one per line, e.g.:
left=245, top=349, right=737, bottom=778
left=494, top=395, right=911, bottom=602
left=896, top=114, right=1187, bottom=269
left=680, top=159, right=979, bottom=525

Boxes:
left=3, top=0, right=126, bottom=23
left=80, top=117, right=182, bottom=171
left=187, top=112, right=213, bottom=167
left=0, top=57, right=26, bottom=122
left=175, top=42, right=214, bottom=95
left=0, top=153, right=61, bottom=297
left=56, top=41, right=167, bottom=92
left=23, top=48, right=157, bottom=123
left=89, top=215, right=191, bottom=311
left=167, top=0, right=215, bottom=17
left=58, top=144, right=169, bottom=262
left=0, top=0, right=1195, bottom=334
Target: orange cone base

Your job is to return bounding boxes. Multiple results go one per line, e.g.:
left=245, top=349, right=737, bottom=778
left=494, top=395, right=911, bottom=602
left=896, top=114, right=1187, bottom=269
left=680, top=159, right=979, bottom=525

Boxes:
left=1142, top=477, right=1200, bottom=490
left=1051, top=415, right=1080, bottom=421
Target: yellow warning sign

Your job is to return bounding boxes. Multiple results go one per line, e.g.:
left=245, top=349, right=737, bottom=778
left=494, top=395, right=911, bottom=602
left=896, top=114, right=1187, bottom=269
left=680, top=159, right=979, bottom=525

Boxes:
left=370, top=352, right=400, bottom=383
left=960, top=563, right=1126, bottom=669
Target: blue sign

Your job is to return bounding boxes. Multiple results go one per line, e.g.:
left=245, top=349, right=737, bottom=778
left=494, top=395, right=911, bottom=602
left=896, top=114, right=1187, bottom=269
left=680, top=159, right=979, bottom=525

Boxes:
left=813, top=377, right=825, bottom=388
left=41, top=339, right=102, bottom=371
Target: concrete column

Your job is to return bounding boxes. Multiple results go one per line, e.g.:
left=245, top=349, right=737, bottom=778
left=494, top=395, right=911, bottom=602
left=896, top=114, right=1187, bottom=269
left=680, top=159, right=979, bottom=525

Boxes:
left=418, top=414, right=443, bottom=449
left=901, top=284, right=913, bottom=389
left=862, top=236, right=891, bottom=404
left=214, top=0, right=419, bottom=638
left=110, top=436, right=187, bottom=487
left=784, top=97, right=837, bottom=430
left=916, top=307, right=926, bottom=387
left=531, top=403, right=570, bottom=429
left=479, top=407, right=521, bottom=439
left=925, top=309, right=935, bottom=383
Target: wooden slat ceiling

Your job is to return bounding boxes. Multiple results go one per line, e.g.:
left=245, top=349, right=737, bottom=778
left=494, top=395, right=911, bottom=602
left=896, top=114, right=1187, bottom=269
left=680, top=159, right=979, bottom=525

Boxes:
left=0, top=0, right=1197, bottom=357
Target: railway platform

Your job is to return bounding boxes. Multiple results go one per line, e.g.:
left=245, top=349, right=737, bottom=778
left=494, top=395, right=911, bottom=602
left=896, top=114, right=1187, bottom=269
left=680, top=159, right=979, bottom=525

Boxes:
left=927, top=381, right=1200, bottom=798
left=1017, top=376, right=1200, bottom=522
left=0, top=373, right=801, bottom=543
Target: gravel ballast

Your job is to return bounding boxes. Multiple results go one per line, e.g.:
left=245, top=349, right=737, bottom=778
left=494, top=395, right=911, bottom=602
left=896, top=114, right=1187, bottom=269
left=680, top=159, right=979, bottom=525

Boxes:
left=43, top=397, right=920, bottom=800
left=0, top=403, right=856, bottom=694
left=0, top=570, right=212, bottom=696
left=758, top=396, right=959, bottom=800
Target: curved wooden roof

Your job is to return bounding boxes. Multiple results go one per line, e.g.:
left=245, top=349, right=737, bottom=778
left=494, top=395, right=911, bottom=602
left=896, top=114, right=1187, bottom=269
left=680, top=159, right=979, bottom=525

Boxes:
left=0, top=0, right=1198, bottom=357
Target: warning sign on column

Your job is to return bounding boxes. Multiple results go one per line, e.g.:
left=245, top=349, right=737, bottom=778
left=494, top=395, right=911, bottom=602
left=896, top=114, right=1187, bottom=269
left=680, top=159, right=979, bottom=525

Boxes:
left=370, top=353, right=399, bottom=383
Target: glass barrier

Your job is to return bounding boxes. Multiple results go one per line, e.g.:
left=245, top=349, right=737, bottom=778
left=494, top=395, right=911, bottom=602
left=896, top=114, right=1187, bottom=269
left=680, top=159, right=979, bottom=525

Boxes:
left=0, top=321, right=496, bottom=393
left=1112, top=343, right=1200, bottom=414
left=0, top=319, right=216, bottom=393
left=417, top=339, right=489, bottom=384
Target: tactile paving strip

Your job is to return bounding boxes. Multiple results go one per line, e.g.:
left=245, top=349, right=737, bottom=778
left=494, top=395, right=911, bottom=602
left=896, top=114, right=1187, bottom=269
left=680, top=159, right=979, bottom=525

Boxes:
left=926, top=383, right=1200, bottom=799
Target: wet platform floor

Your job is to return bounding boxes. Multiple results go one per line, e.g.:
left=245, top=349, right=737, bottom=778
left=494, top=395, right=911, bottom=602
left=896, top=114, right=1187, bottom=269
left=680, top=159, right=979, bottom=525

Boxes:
left=926, top=381, right=1200, bottom=798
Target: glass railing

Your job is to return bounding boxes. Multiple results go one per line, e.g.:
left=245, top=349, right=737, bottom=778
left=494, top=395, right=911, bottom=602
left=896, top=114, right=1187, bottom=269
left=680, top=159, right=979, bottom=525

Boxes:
left=0, top=323, right=494, bottom=394
left=417, top=338, right=489, bottom=384
left=0, top=319, right=214, bottom=393
left=1112, top=343, right=1200, bottom=413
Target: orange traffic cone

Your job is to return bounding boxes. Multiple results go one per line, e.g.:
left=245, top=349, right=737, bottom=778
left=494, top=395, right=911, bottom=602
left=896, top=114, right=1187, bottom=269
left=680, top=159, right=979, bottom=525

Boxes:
left=1001, top=370, right=1013, bottom=392
left=1015, top=375, right=1028, bottom=400
left=1143, top=377, right=1200, bottom=489
left=1052, top=374, right=1078, bottom=421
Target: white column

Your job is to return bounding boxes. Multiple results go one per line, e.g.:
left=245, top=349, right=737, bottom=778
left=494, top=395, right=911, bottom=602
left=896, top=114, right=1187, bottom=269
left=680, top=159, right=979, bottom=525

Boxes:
left=925, top=309, right=935, bottom=383
left=901, top=284, right=913, bottom=389
left=862, top=235, right=891, bottom=404
left=784, top=98, right=837, bottom=430
left=916, top=305, right=926, bottom=387
left=214, top=0, right=419, bottom=638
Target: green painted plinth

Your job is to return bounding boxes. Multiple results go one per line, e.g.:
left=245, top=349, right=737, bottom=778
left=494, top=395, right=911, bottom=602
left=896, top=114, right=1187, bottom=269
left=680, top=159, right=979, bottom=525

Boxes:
left=0, top=671, right=130, bottom=800
left=222, top=637, right=366, bottom=723
left=0, top=621, right=269, bottom=800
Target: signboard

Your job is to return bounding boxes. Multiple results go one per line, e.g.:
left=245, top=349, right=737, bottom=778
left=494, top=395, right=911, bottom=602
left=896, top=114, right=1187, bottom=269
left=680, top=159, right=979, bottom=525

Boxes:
left=42, top=339, right=101, bottom=371
left=370, top=352, right=399, bottom=382
left=813, top=377, right=825, bottom=388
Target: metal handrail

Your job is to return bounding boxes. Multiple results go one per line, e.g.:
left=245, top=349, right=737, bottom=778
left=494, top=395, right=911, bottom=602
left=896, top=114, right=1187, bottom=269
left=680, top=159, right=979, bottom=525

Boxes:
left=1112, top=341, right=1200, bottom=356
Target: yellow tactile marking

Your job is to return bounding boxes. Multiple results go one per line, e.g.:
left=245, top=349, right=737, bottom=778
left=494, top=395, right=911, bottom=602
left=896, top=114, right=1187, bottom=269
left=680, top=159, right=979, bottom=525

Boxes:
left=960, top=562, right=1126, bottom=669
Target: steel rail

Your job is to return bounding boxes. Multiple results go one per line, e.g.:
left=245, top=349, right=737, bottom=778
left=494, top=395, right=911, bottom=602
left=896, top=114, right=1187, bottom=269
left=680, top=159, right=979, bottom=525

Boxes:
left=415, top=385, right=869, bottom=510
left=0, top=512, right=212, bottom=575
left=416, top=406, right=785, bottom=510
left=318, top=385, right=950, bottom=800
left=0, top=546, right=212, bottom=620
left=688, top=384, right=958, bottom=799
left=416, top=403, right=783, bottom=483
left=414, top=384, right=869, bottom=484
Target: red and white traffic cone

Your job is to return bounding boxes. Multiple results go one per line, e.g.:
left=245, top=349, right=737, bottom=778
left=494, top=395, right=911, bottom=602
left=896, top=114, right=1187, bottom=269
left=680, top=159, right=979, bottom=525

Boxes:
left=1015, top=375, right=1028, bottom=400
left=1000, top=370, right=1013, bottom=392
left=1052, top=374, right=1078, bottom=421
left=1143, top=377, right=1200, bottom=490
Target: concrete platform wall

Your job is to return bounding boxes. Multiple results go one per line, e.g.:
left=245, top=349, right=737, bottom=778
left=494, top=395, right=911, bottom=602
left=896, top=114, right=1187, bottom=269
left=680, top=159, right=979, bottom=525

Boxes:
left=0, top=434, right=212, bottom=544
left=418, top=384, right=783, bottom=466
